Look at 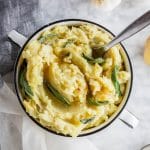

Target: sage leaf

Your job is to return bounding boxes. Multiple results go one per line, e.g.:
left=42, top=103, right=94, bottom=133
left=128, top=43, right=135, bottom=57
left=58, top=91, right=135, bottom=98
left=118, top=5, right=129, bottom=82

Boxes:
left=111, top=65, right=122, bottom=96
left=92, top=46, right=106, bottom=52
left=62, top=39, right=74, bottom=48
left=45, top=81, right=71, bottom=106
left=87, top=97, right=109, bottom=106
left=19, top=60, right=33, bottom=98
left=38, top=33, right=57, bottom=44
left=80, top=117, right=95, bottom=124
left=82, top=53, right=104, bottom=64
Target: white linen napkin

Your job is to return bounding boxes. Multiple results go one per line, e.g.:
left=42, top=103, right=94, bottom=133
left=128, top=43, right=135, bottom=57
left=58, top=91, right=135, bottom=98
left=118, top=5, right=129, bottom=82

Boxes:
left=0, top=74, right=98, bottom=150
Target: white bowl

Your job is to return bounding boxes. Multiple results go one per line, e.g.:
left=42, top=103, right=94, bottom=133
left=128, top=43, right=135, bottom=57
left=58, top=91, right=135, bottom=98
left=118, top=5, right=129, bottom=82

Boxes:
left=14, top=19, right=133, bottom=137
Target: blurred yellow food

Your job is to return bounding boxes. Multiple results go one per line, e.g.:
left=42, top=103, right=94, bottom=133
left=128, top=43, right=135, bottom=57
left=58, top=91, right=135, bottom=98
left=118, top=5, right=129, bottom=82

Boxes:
left=144, top=36, right=150, bottom=65
left=92, top=0, right=104, bottom=5
left=91, top=0, right=122, bottom=11
left=19, top=24, right=130, bottom=137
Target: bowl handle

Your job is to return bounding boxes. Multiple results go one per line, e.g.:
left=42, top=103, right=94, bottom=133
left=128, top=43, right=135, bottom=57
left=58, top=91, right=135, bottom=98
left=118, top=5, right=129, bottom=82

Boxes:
left=8, top=30, right=27, bottom=47
left=119, top=109, right=139, bottom=128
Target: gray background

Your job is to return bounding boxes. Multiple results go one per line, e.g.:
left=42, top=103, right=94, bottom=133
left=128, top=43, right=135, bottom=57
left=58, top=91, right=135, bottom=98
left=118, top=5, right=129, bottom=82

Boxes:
left=0, top=0, right=38, bottom=75
left=0, top=0, right=150, bottom=150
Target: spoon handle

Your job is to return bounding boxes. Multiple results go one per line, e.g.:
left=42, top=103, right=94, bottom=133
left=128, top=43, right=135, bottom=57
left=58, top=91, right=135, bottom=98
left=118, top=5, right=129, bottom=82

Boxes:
left=106, top=10, right=150, bottom=50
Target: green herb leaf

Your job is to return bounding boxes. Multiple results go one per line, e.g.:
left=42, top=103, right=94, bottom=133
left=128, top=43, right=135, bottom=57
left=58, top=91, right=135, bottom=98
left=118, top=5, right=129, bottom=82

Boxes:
left=87, top=97, right=109, bottom=106
left=38, top=33, right=57, bottom=44
left=92, top=46, right=106, bottom=51
left=19, top=60, right=33, bottom=98
left=62, top=39, right=74, bottom=48
left=111, top=65, right=122, bottom=96
left=82, top=53, right=104, bottom=64
left=80, top=117, right=95, bottom=124
left=45, top=81, right=71, bottom=106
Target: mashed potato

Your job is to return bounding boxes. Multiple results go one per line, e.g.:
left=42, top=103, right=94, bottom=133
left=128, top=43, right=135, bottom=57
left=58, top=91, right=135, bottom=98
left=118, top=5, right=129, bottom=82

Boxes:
left=19, top=24, right=130, bottom=137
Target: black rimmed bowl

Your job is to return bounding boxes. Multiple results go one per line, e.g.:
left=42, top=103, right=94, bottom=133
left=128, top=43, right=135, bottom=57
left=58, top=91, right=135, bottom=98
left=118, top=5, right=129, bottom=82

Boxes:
left=13, top=19, right=133, bottom=137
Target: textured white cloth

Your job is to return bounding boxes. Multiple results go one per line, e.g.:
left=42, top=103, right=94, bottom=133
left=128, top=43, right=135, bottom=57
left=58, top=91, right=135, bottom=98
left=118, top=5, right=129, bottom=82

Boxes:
left=0, top=78, right=98, bottom=150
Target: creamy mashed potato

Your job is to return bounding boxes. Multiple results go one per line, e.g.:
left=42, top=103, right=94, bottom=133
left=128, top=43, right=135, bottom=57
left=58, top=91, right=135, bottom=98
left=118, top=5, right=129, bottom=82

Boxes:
left=19, top=24, right=130, bottom=137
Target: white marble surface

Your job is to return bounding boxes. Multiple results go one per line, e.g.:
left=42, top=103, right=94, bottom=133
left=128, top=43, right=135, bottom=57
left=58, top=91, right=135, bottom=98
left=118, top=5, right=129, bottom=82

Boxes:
left=1, top=0, right=150, bottom=149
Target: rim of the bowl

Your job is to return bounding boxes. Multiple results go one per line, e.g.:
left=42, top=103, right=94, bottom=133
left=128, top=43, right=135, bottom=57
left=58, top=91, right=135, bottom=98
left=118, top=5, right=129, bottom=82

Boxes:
left=14, top=19, right=133, bottom=137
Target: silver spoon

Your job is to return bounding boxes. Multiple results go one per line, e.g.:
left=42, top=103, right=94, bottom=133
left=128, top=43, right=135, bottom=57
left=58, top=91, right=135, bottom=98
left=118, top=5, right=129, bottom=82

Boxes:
left=93, top=10, right=150, bottom=57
